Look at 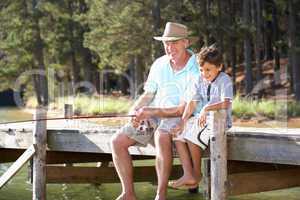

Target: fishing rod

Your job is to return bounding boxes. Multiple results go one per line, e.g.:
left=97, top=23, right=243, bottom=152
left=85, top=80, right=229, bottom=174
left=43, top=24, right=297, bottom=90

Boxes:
left=0, top=114, right=135, bottom=125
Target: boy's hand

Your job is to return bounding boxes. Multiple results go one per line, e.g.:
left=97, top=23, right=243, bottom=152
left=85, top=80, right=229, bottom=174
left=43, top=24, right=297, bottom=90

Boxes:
left=198, top=108, right=207, bottom=128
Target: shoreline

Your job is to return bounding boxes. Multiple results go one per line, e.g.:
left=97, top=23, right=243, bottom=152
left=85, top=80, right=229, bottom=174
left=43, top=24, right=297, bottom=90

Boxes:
left=23, top=107, right=300, bottom=128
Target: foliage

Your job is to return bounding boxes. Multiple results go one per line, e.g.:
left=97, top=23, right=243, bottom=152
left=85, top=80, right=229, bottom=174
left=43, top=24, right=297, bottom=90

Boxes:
left=83, top=0, right=155, bottom=71
left=1, top=0, right=300, bottom=102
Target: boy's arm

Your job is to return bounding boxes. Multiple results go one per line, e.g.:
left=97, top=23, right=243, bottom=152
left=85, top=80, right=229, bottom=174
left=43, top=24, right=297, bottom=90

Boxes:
left=203, top=98, right=231, bottom=112
left=170, top=100, right=197, bottom=137
left=198, top=99, right=231, bottom=128
left=181, top=100, right=198, bottom=123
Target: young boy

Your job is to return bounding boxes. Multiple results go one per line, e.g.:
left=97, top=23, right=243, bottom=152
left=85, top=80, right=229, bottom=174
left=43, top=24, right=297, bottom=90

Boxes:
left=169, top=45, right=233, bottom=189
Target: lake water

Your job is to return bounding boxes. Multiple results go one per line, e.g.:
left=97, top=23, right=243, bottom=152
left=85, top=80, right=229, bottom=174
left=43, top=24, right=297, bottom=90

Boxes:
left=0, top=107, right=300, bottom=200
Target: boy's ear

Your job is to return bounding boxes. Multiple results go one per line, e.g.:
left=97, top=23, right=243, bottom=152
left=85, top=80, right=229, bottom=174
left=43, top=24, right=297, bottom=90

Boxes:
left=219, top=64, right=224, bottom=71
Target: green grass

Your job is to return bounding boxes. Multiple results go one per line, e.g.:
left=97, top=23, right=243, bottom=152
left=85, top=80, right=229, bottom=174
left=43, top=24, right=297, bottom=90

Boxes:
left=232, top=95, right=300, bottom=119
left=26, top=94, right=133, bottom=115
left=73, top=94, right=133, bottom=115
left=26, top=94, right=300, bottom=118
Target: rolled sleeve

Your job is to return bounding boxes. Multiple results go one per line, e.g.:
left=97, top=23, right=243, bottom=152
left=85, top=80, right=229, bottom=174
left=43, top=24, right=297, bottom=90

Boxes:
left=143, top=64, right=158, bottom=93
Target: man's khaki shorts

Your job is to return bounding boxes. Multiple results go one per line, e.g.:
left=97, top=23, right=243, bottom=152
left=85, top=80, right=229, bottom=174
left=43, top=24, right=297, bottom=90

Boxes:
left=119, top=117, right=181, bottom=147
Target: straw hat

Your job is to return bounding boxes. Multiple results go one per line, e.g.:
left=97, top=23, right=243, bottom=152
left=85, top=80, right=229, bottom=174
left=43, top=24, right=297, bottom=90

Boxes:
left=154, top=22, right=196, bottom=42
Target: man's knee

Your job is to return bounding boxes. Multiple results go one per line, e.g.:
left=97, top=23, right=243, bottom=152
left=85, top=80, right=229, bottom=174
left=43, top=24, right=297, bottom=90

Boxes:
left=110, top=132, right=135, bottom=151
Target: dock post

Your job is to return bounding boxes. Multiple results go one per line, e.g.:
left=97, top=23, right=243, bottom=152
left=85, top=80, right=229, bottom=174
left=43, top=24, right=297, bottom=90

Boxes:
left=64, top=104, right=73, bottom=118
left=210, top=110, right=227, bottom=200
left=64, top=104, right=74, bottom=167
left=32, top=107, right=47, bottom=200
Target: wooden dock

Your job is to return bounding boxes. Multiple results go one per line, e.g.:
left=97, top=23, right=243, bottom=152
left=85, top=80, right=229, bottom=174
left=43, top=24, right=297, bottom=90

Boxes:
left=1, top=110, right=300, bottom=200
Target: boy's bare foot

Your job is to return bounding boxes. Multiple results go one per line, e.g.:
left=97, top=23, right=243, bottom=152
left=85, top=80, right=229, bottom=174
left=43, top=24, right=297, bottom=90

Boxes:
left=168, top=174, right=202, bottom=189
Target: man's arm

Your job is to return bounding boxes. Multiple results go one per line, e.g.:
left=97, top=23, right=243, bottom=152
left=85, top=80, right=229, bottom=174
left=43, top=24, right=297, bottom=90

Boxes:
left=136, top=103, right=186, bottom=118
left=129, top=92, right=155, bottom=114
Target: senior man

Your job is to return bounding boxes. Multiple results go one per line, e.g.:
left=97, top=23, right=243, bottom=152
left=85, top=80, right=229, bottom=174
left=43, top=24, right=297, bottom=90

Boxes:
left=110, top=22, right=199, bottom=200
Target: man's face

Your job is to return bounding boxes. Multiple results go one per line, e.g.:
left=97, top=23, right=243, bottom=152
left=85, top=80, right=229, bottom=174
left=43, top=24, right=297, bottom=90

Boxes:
left=200, top=62, right=221, bottom=82
left=163, top=39, right=188, bottom=63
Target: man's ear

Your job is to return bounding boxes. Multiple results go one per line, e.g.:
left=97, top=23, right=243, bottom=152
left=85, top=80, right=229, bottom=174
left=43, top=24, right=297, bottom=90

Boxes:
left=184, top=39, right=189, bottom=48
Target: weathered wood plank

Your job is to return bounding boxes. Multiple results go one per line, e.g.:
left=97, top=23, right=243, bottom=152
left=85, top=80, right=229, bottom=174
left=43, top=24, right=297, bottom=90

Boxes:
left=202, top=160, right=300, bottom=199
left=32, top=109, right=47, bottom=200
left=228, top=168, right=300, bottom=196
left=46, top=165, right=182, bottom=184
left=227, top=160, right=300, bottom=174
left=0, top=145, right=35, bottom=188
left=227, top=135, right=300, bottom=165
left=210, top=110, right=227, bottom=200
left=0, top=148, right=154, bottom=164
left=1, top=122, right=300, bottom=165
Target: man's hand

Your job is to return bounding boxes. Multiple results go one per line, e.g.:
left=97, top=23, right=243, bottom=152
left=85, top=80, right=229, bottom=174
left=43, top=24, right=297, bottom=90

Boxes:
left=135, top=107, right=153, bottom=121
left=128, top=109, right=140, bottom=128
left=170, top=119, right=184, bottom=138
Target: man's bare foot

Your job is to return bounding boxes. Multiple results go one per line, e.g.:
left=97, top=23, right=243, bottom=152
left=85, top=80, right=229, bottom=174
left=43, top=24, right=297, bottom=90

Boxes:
left=115, top=193, right=137, bottom=200
left=154, top=194, right=166, bottom=200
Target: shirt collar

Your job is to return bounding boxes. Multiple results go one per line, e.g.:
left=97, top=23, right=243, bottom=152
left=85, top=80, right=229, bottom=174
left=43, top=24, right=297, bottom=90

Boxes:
left=169, top=50, right=195, bottom=75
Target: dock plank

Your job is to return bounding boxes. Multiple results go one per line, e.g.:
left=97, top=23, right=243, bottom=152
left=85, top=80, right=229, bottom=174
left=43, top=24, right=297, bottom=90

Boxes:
left=1, top=122, right=300, bottom=165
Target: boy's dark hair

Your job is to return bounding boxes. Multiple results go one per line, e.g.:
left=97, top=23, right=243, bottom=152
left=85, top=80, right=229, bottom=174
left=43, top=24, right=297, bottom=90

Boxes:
left=196, top=44, right=222, bottom=67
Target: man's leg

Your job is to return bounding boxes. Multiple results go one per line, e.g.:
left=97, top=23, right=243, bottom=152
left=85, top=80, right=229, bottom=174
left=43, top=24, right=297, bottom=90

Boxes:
left=154, top=130, right=173, bottom=200
left=169, top=141, right=197, bottom=188
left=111, top=133, right=137, bottom=200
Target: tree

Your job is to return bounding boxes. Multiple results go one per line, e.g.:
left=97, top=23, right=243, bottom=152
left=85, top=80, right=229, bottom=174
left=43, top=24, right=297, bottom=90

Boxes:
left=243, top=0, right=253, bottom=94
left=0, top=0, right=48, bottom=106
left=288, top=0, right=300, bottom=101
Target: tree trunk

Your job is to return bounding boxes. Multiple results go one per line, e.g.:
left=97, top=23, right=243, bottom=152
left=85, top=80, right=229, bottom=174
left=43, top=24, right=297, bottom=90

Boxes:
left=67, top=0, right=81, bottom=88
left=254, top=0, right=264, bottom=97
left=127, top=58, right=135, bottom=97
left=271, top=0, right=281, bottom=86
left=152, top=0, right=163, bottom=58
left=229, top=0, right=237, bottom=95
left=217, top=0, right=224, bottom=53
left=32, top=0, right=48, bottom=107
left=243, top=0, right=253, bottom=95
left=288, top=0, right=300, bottom=101
left=202, top=0, right=210, bottom=45
left=134, top=55, right=145, bottom=96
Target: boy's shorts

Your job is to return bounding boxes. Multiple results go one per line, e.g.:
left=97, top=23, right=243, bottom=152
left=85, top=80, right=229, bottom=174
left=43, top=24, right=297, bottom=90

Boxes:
left=182, top=116, right=211, bottom=150
left=119, top=117, right=181, bottom=147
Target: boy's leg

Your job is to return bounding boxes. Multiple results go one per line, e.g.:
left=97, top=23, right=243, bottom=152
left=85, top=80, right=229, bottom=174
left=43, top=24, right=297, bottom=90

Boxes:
left=170, top=141, right=198, bottom=187
left=187, top=141, right=203, bottom=182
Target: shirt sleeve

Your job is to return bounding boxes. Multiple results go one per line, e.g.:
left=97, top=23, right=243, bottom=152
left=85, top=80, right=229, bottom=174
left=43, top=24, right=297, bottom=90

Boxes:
left=220, top=75, right=233, bottom=101
left=183, top=76, right=202, bottom=102
left=143, top=62, right=158, bottom=93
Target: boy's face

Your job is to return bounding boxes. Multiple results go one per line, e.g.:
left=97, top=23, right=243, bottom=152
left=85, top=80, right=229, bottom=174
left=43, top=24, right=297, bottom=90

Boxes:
left=199, top=62, right=221, bottom=82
